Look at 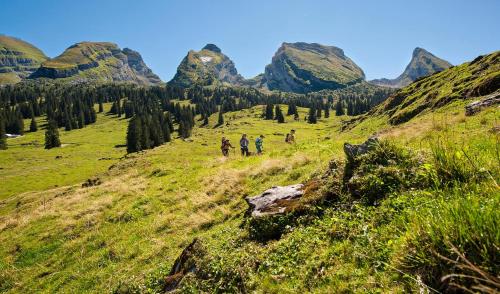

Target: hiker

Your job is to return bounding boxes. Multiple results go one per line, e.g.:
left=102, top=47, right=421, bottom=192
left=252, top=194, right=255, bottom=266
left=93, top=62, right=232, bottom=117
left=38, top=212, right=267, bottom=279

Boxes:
left=287, top=130, right=296, bottom=144
left=255, top=135, right=264, bottom=155
left=221, top=137, right=234, bottom=156
left=240, top=134, right=250, bottom=156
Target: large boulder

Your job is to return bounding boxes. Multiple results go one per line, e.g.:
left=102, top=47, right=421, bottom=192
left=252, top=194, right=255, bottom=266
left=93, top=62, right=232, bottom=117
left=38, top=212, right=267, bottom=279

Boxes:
left=245, top=184, right=304, bottom=218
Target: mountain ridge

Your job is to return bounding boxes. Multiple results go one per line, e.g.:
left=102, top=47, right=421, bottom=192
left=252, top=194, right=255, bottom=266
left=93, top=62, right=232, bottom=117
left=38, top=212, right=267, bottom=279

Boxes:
left=29, top=42, right=162, bottom=85
left=370, top=47, right=452, bottom=88
left=0, top=35, right=48, bottom=84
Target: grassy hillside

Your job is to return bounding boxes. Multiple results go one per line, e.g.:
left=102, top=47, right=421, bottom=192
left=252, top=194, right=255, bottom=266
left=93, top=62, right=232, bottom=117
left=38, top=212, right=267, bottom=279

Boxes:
left=0, top=90, right=498, bottom=293
left=0, top=104, right=127, bottom=200
left=0, top=35, right=48, bottom=84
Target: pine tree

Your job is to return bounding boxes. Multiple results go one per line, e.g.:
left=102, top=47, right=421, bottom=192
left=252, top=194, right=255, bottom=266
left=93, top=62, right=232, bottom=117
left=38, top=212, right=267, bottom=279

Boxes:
left=44, top=120, right=61, bottom=149
left=265, top=103, right=274, bottom=120
left=335, top=100, right=344, bottom=116
left=29, top=117, right=37, bottom=132
left=347, top=100, right=354, bottom=116
left=217, top=110, right=224, bottom=126
left=0, top=116, right=7, bottom=150
left=98, top=101, right=104, bottom=113
left=276, top=105, right=285, bottom=123
left=126, top=116, right=142, bottom=153
left=316, top=105, right=322, bottom=119
left=307, top=107, right=317, bottom=124
left=324, top=103, right=330, bottom=118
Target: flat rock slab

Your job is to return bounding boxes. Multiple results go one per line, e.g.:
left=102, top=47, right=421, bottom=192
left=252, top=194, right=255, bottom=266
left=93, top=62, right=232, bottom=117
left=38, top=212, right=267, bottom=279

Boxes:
left=246, top=184, right=304, bottom=218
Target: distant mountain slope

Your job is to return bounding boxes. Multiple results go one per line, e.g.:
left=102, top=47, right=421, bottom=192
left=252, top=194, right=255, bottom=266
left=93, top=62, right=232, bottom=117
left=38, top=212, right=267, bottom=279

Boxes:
left=371, top=47, right=452, bottom=88
left=373, top=50, right=499, bottom=125
left=168, top=44, right=244, bottom=88
left=256, top=42, right=365, bottom=93
left=0, top=35, right=48, bottom=84
left=30, top=42, right=161, bottom=85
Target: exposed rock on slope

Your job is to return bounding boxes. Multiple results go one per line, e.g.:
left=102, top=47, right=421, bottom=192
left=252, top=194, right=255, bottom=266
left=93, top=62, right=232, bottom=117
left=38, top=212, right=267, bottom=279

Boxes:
left=168, top=44, right=244, bottom=87
left=371, top=47, right=452, bottom=88
left=30, top=42, right=161, bottom=85
left=0, top=35, right=48, bottom=84
left=258, top=42, right=365, bottom=93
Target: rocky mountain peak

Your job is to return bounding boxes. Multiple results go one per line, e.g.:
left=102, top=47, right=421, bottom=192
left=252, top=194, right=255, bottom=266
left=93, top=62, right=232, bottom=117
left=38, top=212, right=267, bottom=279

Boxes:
left=202, top=44, right=222, bottom=53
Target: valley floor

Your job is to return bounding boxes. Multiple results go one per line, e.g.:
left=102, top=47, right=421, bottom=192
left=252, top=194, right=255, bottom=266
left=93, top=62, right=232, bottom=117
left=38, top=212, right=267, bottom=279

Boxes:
left=0, top=101, right=498, bottom=293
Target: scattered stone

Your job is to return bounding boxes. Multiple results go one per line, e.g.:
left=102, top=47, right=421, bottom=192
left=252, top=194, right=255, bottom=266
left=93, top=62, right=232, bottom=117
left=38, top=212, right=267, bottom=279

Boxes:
left=343, top=137, right=379, bottom=163
left=245, top=184, right=304, bottom=218
left=55, top=155, right=63, bottom=159
left=82, top=177, right=101, bottom=188
left=98, top=157, right=112, bottom=161
left=465, top=91, right=500, bottom=116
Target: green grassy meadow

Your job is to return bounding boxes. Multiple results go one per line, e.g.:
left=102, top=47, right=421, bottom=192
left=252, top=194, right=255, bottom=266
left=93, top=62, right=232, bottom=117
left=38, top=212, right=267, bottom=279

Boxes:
left=0, top=99, right=498, bottom=292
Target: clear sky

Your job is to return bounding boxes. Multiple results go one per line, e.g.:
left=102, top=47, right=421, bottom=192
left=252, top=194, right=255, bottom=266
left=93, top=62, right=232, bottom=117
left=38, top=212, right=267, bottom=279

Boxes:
left=1, top=0, right=499, bottom=81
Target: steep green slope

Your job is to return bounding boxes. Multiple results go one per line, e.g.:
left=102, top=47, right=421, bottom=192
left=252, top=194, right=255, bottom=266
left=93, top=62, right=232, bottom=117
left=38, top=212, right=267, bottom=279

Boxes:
left=30, top=42, right=161, bottom=85
left=260, top=42, right=365, bottom=93
left=374, top=50, right=499, bottom=125
left=371, top=47, right=452, bottom=88
left=168, top=44, right=244, bottom=88
left=0, top=35, right=48, bottom=84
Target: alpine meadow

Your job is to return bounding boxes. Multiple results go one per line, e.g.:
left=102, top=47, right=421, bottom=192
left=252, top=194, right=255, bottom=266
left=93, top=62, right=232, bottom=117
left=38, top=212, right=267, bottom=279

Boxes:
left=0, top=1, right=499, bottom=293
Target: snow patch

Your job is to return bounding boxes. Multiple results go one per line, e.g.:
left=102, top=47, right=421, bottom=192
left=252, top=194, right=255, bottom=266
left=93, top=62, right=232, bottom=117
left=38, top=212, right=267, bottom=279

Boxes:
left=200, top=56, right=213, bottom=64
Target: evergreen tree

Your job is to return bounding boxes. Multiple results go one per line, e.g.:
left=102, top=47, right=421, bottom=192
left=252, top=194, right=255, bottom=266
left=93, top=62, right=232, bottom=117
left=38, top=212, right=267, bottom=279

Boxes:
left=217, top=109, right=224, bottom=126
left=316, top=105, right=322, bottom=119
left=335, top=100, right=345, bottom=116
left=0, top=116, right=7, bottom=150
left=29, top=117, right=37, bottom=132
left=126, top=116, right=142, bottom=153
left=265, top=103, right=274, bottom=120
left=275, top=105, right=285, bottom=123
left=307, top=107, right=317, bottom=124
left=347, top=100, right=354, bottom=116
left=324, top=103, right=330, bottom=118
left=98, top=101, right=104, bottom=113
left=44, top=120, right=61, bottom=149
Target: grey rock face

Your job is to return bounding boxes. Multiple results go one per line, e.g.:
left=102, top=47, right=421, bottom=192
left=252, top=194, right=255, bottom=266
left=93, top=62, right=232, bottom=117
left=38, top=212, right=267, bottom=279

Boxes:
left=465, top=91, right=500, bottom=116
left=258, top=42, right=365, bottom=93
left=370, top=47, right=452, bottom=88
left=245, top=184, right=304, bottom=218
left=343, top=137, right=379, bottom=163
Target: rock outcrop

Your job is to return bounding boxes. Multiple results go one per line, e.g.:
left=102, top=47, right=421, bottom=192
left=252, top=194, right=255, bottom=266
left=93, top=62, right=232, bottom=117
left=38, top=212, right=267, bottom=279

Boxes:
left=370, top=47, right=452, bottom=88
left=0, top=35, right=48, bottom=84
left=257, top=42, right=365, bottom=93
left=465, top=91, right=500, bottom=116
left=168, top=44, right=244, bottom=88
left=30, top=42, right=161, bottom=85
left=245, top=184, right=305, bottom=218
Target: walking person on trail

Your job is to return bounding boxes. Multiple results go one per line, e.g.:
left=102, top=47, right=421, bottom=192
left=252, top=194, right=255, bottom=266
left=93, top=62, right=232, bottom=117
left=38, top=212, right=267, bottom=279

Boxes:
left=255, top=135, right=264, bottom=155
left=240, top=134, right=250, bottom=156
left=221, top=137, right=234, bottom=157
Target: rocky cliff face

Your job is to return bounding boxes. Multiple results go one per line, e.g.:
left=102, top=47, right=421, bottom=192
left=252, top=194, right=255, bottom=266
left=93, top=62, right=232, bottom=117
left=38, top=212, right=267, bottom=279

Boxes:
left=0, top=35, right=48, bottom=84
left=370, top=47, right=452, bottom=88
left=168, top=44, right=244, bottom=88
left=257, top=42, right=365, bottom=93
left=30, top=42, right=161, bottom=85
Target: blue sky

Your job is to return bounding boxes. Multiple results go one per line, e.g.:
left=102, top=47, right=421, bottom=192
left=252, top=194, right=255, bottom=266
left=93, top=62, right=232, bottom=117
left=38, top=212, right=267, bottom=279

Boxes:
left=1, top=0, right=499, bottom=81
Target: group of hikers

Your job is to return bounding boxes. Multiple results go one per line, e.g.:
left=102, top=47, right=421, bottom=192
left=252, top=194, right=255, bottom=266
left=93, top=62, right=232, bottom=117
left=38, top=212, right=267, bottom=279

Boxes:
left=220, top=130, right=296, bottom=157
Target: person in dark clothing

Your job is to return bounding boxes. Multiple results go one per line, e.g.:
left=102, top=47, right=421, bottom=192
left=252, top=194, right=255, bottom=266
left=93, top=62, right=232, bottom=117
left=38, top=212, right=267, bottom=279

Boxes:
left=221, top=137, right=234, bottom=156
left=240, top=134, right=250, bottom=156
